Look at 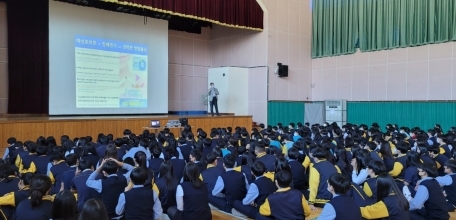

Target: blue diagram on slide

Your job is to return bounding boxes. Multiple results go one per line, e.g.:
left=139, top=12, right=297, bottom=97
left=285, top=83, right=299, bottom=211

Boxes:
left=75, top=36, right=148, bottom=108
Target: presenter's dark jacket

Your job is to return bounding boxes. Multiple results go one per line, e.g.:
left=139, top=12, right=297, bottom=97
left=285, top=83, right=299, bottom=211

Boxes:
left=13, top=196, right=53, bottom=220
left=259, top=187, right=310, bottom=220
left=360, top=193, right=410, bottom=220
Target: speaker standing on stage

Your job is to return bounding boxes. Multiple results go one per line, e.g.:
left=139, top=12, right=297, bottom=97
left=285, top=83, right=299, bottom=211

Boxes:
left=208, top=82, right=220, bottom=116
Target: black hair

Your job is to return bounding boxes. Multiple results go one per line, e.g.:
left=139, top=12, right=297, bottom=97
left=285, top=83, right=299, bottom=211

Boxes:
left=30, top=175, right=52, bottom=208
left=102, top=161, right=119, bottom=175
left=52, top=190, right=77, bottom=220
left=406, top=151, right=422, bottom=168
left=206, top=152, right=217, bottom=164
left=130, top=167, right=149, bottom=185
left=223, top=154, right=236, bottom=168
left=159, top=160, right=174, bottom=189
left=183, top=162, right=203, bottom=188
left=20, top=172, right=35, bottom=186
left=274, top=170, right=292, bottom=188
left=288, top=147, right=300, bottom=160
left=367, top=160, right=386, bottom=174
left=311, top=147, right=327, bottom=159
left=328, top=173, right=351, bottom=194
left=395, top=142, right=409, bottom=154
left=65, top=153, right=78, bottom=167
left=212, top=147, right=222, bottom=158
left=7, top=137, right=16, bottom=145
left=134, top=151, right=147, bottom=169
left=444, top=160, right=456, bottom=173
left=36, top=145, right=48, bottom=156
left=78, top=159, right=92, bottom=171
left=78, top=198, right=109, bottom=220
left=50, top=152, right=64, bottom=162
left=189, top=149, right=202, bottom=161
left=419, top=163, right=439, bottom=178
left=114, top=138, right=123, bottom=147
left=0, top=161, right=16, bottom=182
left=240, top=152, right=254, bottom=166
left=376, top=173, right=409, bottom=210
left=379, top=141, right=394, bottom=160
left=151, top=147, right=162, bottom=158
left=274, top=156, right=291, bottom=173
left=122, top=157, right=135, bottom=167
left=251, top=161, right=266, bottom=177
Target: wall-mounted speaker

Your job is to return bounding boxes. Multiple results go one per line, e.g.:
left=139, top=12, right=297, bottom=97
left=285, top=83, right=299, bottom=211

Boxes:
left=276, top=63, right=288, bottom=77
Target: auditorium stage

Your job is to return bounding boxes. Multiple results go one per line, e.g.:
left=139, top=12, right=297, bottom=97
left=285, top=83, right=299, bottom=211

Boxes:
left=0, top=114, right=252, bottom=155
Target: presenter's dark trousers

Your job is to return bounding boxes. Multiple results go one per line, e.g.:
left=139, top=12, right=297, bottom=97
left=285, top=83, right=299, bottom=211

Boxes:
left=210, top=96, right=219, bottom=116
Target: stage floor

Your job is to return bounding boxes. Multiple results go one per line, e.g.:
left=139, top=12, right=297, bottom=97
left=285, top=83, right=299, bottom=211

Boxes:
left=0, top=114, right=252, bottom=155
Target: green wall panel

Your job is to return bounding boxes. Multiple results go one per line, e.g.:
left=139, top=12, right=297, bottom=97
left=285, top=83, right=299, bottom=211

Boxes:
left=347, top=102, right=456, bottom=131
left=267, top=101, right=305, bottom=126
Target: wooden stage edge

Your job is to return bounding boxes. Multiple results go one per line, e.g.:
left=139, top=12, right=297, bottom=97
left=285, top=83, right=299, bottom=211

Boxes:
left=0, top=114, right=252, bottom=155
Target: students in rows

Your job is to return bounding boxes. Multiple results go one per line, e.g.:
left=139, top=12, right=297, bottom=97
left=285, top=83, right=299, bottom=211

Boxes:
left=232, top=161, right=276, bottom=219
left=71, top=159, right=100, bottom=211
left=0, top=161, right=20, bottom=196
left=436, top=160, right=456, bottom=211
left=409, top=163, right=449, bottom=220
left=115, top=167, right=162, bottom=219
left=49, top=152, right=70, bottom=195
left=30, top=145, right=51, bottom=175
left=258, top=170, right=310, bottom=220
left=14, top=175, right=53, bottom=220
left=210, top=154, right=249, bottom=213
left=428, top=146, right=450, bottom=176
left=403, top=152, right=421, bottom=198
left=317, top=173, right=362, bottom=220
left=149, top=147, right=164, bottom=179
left=167, top=162, right=212, bottom=220
left=351, top=149, right=370, bottom=185
left=189, top=149, right=206, bottom=173
left=389, top=142, right=408, bottom=183
left=62, top=153, right=78, bottom=190
left=201, top=152, right=224, bottom=195
left=363, top=160, right=386, bottom=203
left=254, top=142, right=276, bottom=172
left=288, top=147, right=307, bottom=195
left=360, top=173, right=410, bottom=219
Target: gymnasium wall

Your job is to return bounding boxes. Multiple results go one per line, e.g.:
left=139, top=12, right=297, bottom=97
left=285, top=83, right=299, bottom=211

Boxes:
left=0, top=2, right=7, bottom=113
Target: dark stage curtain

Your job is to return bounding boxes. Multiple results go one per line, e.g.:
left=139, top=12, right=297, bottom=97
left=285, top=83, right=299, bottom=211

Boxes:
left=102, top=0, right=263, bottom=30
left=6, top=0, right=49, bottom=114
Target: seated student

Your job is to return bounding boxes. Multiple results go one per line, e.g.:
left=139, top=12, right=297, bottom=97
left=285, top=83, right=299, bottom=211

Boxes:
left=308, top=147, right=339, bottom=209
left=0, top=172, right=34, bottom=219
left=165, top=147, right=186, bottom=181
left=189, top=149, right=206, bottom=173
left=29, top=145, right=51, bottom=175
left=116, top=167, right=162, bottom=219
left=122, top=138, right=150, bottom=160
left=201, top=138, right=214, bottom=164
left=113, top=138, right=127, bottom=161
left=62, top=153, right=78, bottom=190
left=155, top=160, right=179, bottom=213
left=379, top=141, right=395, bottom=172
left=436, top=160, right=456, bottom=211
left=317, top=173, right=362, bottom=220
left=148, top=147, right=164, bottom=179
left=95, top=136, right=109, bottom=159
left=201, top=152, right=225, bottom=193
left=389, top=142, right=409, bottom=188
left=232, top=161, right=276, bottom=219
left=14, top=175, right=53, bottom=220
left=167, top=162, right=212, bottom=220
left=51, top=190, right=78, bottom=220
left=86, top=159, right=133, bottom=219
left=403, top=152, right=421, bottom=198
left=210, top=154, right=249, bottom=213
left=334, top=147, right=352, bottom=182
left=364, top=142, right=383, bottom=162
left=428, top=146, right=449, bottom=176
left=80, top=144, right=100, bottom=169
left=409, top=163, right=449, bottom=220
left=437, top=134, right=453, bottom=159
left=416, top=144, right=436, bottom=166
left=363, top=160, right=386, bottom=203
left=216, top=139, right=230, bottom=157
left=258, top=170, right=310, bottom=220
left=78, top=198, right=110, bottom=220
left=71, top=159, right=100, bottom=212
left=227, top=137, right=239, bottom=156
left=178, top=137, right=193, bottom=163
left=234, top=151, right=255, bottom=184
left=49, top=152, right=70, bottom=195
left=212, top=147, right=225, bottom=170
left=288, top=147, right=307, bottom=194
left=255, top=141, right=276, bottom=172
left=351, top=149, right=370, bottom=185
left=361, top=173, right=410, bottom=219
left=0, top=161, right=20, bottom=196
left=18, top=142, right=38, bottom=173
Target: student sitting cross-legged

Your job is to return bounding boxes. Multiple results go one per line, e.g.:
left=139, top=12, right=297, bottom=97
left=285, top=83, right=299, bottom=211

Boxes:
left=209, top=154, right=249, bottom=213
left=115, top=167, right=163, bottom=219
left=232, top=161, right=276, bottom=219
left=436, top=160, right=456, bottom=211
left=360, top=173, right=410, bottom=220
left=317, top=173, right=362, bottom=220
left=258, top=170, right=310, bottom=220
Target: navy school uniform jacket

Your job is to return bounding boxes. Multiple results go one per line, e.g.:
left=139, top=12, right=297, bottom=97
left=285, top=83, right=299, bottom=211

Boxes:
left=148, top=157, right=164, bottom=179
left=179, top=144, right=193, bottom=163
left=216, top=157, right=224, bottom=170
left=421, top=154, right=436, bottom=166
left=363, top=177, right=378, bottom=204
left=96, top=145, right=107, bottom=159
left=255, top=153, right=276, bottom=172
left=434, top=154, right=449, bottom=176
left=124, top=187, right=156, bottom=220
left=309, top=160, right=338, bottom=204
left=201, top=165, right=224, bottom=193
left=180, top=181, right=212, bottom=220
left=289, top=160, right=307, bottom=190
left=31, top=155, right=51, bottom=175
left=346, top=183, right=371, bottom=207
left=328, top=195, right=362, bottom=220
left=101, top=175, right=128, bottom=218
left=19, top=154, right=38, bottom=172
left=81, top=154, right=99, bottom=170
left=259, top=188, right=310, bottom=220
left=170, top=158, right=186, bottom=181
left=360, top=193, right=410, bottom=220
left=0, top=176, right=20, bottom=196
left=62, top=166, right=77, bottom=190
left=442, top=174, right=456, bottom=207
left=419, top=178, right=450, bottom=220
left=49, top=161, right=70, bottom=195
left=390, top=154, right=407, bottom=179
left=0, top=187, right=30, bottom=219
left=195, top=161, right=207, bottom=173
left=252, top=176, right=276, bottom=206
left=71, top=170, right=100, bottom=211
left=7, top=145, right=22, bottom=165
left=218, top=170, right=248, bottom=205
left=440, top=144, right=452, bottom=159
left=14, top=197, right=53, bottom=220
left=116, top=146, right=126, bottom=161
left=155, top=176, right=179, bottom=211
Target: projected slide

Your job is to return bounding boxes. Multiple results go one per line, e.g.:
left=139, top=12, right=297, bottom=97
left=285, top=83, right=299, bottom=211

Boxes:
left=75, top=36, right=148, bottom=108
